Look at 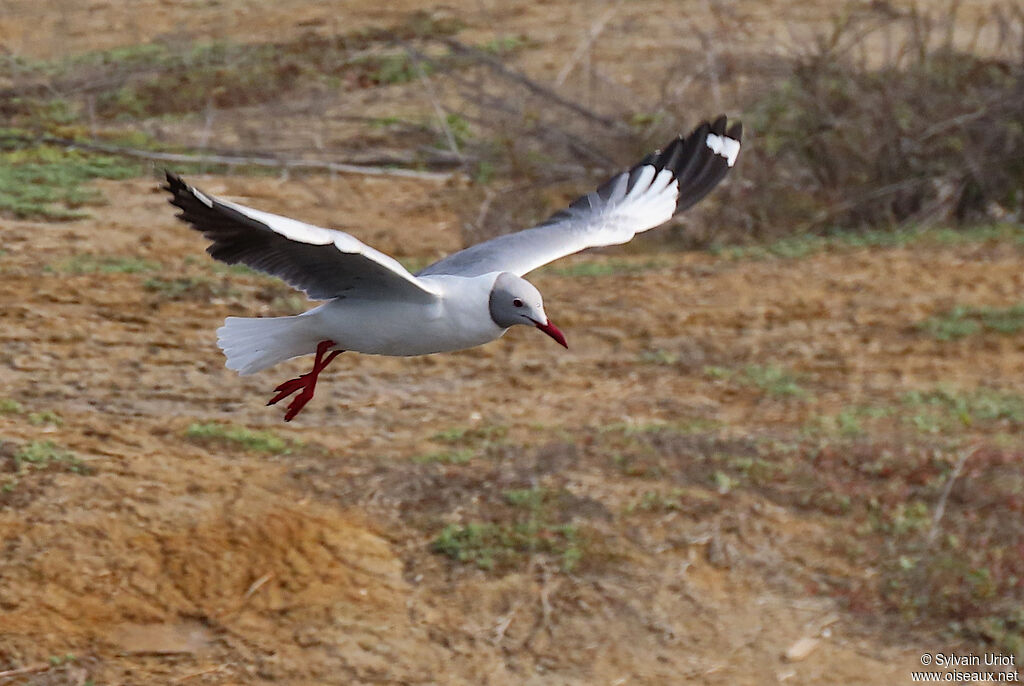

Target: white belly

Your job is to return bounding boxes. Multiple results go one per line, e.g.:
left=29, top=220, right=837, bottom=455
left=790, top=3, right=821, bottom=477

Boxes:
left=302, top=274, right=506, bottom=356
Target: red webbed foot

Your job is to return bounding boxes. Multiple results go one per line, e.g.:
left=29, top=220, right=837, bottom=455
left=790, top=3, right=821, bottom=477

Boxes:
left=266, top=340, right=343, bottom=421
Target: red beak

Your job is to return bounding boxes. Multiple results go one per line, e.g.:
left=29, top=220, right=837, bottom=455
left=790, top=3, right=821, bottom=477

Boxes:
left=534, top=319, right=568, bottom=348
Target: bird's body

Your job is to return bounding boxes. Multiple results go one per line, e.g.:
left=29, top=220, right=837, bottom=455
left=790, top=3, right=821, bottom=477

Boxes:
left=165, top=116, right=742, bottom=420
left=218, top=272, right=506, bottom=371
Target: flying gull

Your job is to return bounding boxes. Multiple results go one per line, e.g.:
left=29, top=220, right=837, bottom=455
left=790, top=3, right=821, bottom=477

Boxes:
left=164, top=115, right=742, bottom=420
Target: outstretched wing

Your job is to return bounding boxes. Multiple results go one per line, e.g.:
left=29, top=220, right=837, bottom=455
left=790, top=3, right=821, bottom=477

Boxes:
left=164, top=173, right=439, bottom=302
left=418, top=116, right=741, bottom=278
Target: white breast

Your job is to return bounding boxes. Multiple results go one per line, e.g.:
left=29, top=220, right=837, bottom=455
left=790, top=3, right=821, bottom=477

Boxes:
left=304, top=272, right=506, bottom=356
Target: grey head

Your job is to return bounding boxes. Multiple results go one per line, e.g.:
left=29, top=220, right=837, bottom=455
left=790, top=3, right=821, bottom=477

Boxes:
left=488, top=272, right=567, bottom=348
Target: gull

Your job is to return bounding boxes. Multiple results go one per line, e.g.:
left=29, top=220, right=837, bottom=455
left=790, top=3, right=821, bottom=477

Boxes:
left=164, top=115, right=741, bottom=420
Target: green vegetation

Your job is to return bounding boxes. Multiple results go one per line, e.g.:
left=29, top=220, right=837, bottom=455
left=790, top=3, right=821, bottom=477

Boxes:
left=185, top=422, right=296, bottom=454
left=413, top=424, right=508, bottom=465
left=0, top=399, right=24, bottom=415
left=28, top=410, right=62, bottom=427
left=726, top=13, right=1024, bottom=240
left=47, top=654, right=76, bottom=667
left=804, top=405, right=892, bottom=438
left=919, top=303, right=1024, bottom=341
left=570, top=405, right=1023, bottom=655
left=902, top=387, right=1024, bottom=433
left=431, top=487, right=586, bottom=572
left=598, top=419, right=719, bottom=436
left=638, top=349, right=680, bottom=366
left=11, top=440, right=89, bottom=474
left=432, top=424, right=508, bottom=445
left=477, top=35, right=530, bottom=55
left=431, top=521, right=583, bottom=571
left=0, top=143, right=141, bottom=221
left=48, top=253, right=159, bottom=275
left=705, top=363, right=807, bottom=398
left=2, top=11, right=466, bottom=125
left=144, top=276, right=234, bottom=301
left=806, top=387, right=1024, bottom=438
left=710, top=224, right=1024, bottom=261
left=625, top=488, right=685, bottom=513
left=413, top=449, right=475, bottom=465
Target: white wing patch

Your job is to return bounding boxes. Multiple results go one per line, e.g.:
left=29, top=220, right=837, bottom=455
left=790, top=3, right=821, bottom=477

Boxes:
left=705, top=133, right=741, bottom=167
left=589, top=166, right=679, bottom=245
left=192, top=188, right=214, bottom=208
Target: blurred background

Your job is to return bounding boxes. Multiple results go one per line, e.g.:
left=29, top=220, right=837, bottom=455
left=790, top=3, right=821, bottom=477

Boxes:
left=0, top=0, right=1022, bottom=684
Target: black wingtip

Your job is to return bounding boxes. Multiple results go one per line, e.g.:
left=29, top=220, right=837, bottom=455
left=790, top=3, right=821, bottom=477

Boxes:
left=657, top=115, right=742, bottom=214
left=162, top=169, right=188, bottom=194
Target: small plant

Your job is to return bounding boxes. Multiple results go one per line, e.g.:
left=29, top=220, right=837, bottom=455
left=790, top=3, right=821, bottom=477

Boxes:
left=27, top=410, right=62, bottom=427
left=503, top=487, right=546, bottom=511
left=710, top=224, right=1024, bottom=261
left=12, top=440, right=89, bottom=474
left=0, top=399, right=24, bottom=415
left=705, top=364, right=807, bottom=398
left=431, top=486, right=589, bottom=572
left=412, top=449, right=475, bottom=465
left=919, top=303, right=1024, bottom=341
left=901, top=387, right=1024, bottom=433
left=742, top=364, right=806, bottom=397
left=477, top=35, right=529, bottom=55
left=51, top=254, right=160, bottom=275
left=431, top=424, right=508, bottom=446
left=431, top=521, right=583, bottom=572
left=185, top=423, right=295, bottom=454
left=0, top=145, right=142, bottom=221
left=144, top=276, right=230, bottom=300
left=626, top=489, right=684, bottom=513
left=638, top=349, right=678, bottom=366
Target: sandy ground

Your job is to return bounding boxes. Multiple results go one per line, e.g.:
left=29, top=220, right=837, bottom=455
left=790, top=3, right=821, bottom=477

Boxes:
left=1, top=172, right=1021, bottom=684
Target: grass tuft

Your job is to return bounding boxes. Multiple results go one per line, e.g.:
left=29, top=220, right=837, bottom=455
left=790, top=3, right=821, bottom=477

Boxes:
left=412, top=449, right=475, bottom=465
left=11, top=440, right=89, bottom=474
left=28, top=411, right=63, bottom=427
left=705, top=364, right=807, bottom=398
left=920, top=303, right=1024, bottom=341
left=431, top=521, right=583, bottom=572
left=50, top=254, right=160, bottom=275
left=185, top=423, right=295, bottom=454
left=431, top=486, right=588, bottom=573
left=0, top=143, right=142, bottom=221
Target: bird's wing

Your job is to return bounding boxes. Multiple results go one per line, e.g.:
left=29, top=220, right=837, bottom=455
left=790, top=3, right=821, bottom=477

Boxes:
left=164, top=173, right=440, bottom=302
left=418, top=116, right=741, bottom=278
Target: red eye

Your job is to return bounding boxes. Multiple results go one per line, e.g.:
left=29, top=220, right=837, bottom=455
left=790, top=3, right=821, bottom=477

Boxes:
left=513, top=298, right=524, bottom=307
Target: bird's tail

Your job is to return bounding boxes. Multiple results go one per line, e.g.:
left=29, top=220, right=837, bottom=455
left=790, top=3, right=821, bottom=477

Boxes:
left=217, top=315, right=317, bottom=375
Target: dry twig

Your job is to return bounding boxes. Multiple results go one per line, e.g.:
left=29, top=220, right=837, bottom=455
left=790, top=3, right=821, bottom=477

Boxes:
left=0, top=133, right=456, bottom=182
left=0, top=663, right=51, bottom=681
left=927, top=445, right=977, bottom=545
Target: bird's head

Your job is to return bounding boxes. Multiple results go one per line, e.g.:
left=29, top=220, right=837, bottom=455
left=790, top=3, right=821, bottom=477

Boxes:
left=488, top=272, right=567, bottom=348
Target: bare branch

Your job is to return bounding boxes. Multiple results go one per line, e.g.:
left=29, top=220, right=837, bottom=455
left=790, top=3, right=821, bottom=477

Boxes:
left=554, top=1, right=623, bottom=88
left=0, top=133, right=456, bottom=182
left=927, top=445, right=978, bottom=546
left=441, top=37, right=631, bottom=133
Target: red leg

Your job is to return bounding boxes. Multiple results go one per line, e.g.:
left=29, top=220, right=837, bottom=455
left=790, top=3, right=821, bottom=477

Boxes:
left=266, top=340, right=343, bottom=421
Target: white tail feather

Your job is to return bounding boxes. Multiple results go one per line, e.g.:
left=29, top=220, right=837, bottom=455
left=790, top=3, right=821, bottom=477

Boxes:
left=217, top=316, right=317, bottom=375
